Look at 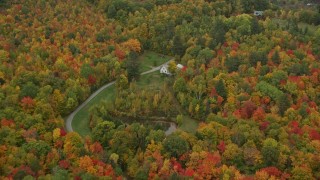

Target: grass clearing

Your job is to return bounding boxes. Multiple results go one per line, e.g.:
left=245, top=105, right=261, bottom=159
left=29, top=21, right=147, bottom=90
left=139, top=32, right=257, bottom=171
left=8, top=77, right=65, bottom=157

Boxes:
left=138, top=51, right=172, bottom=72
left=137, top=71, right=168, bottom=89
left=71, top=51, right=197, bottom=137
left=271, top=18, right=319, bottom=33
left=179, top=116, right=198, bottom=133
left=137, top=72, right=199, bottom=133
left=72, top=72, right=168, bottom=137
left=72, top=50, right=171, bottom=136
left=72, top=85, right=115, bottom=136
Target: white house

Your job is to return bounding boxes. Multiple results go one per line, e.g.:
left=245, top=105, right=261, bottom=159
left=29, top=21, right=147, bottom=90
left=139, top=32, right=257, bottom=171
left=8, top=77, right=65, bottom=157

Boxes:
left=160, top=65, right=171, bottom=75
left=160, top=63, right=185, bottom=75
left=254, top=11, right=263, bottom=16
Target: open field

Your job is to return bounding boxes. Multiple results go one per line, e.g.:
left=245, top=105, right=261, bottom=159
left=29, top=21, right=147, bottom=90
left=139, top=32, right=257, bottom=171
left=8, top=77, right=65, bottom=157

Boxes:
left=271, top=18, right=319, bottom=33
left=72, top=72, right=168, bottom=136
left=138, top=51, right=172, bottom=72
left=72, top=64, right=199, bottom=136
left=72, top=85, right=116, bottom=136
left=179, top=116, right=198, bottom=133
left=72, top=51, right=178, bottom=136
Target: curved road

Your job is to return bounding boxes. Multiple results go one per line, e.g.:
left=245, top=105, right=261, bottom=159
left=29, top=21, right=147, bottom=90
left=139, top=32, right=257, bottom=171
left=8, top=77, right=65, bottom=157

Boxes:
left=66, top=61, right=171, bottom=132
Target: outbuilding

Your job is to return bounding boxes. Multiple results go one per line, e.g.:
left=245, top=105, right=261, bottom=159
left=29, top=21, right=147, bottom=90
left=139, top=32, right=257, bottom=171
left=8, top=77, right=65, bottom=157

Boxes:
left=160, top=63, right=185, bottom=75
left=254, top=11, right=263, bottom=16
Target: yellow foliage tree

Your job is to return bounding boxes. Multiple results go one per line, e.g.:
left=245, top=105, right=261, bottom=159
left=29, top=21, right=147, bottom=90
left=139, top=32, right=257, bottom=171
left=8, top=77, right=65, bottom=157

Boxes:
left=0, top=50, right=9, bottom=62
left=52, top=128, right=61, bottom=142
left=63, top=132, right=84, bottom=159
left=121, top=39, right=141, bottom=53
left=79, top=155, right=93, bottom=171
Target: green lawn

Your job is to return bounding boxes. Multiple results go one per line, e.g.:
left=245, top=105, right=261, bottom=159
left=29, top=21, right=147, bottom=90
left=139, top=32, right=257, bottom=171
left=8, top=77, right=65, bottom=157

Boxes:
left=271, top=18, right=319, bottom=33
left=71, top=51, right=198, bottom=137
left=179, top=116, right=198, bottom=133
left=72, top=85, right=115, bottom=136
left=72, top=72, right=168, bottom=137
left=137, top=71, right=168, bottom=89
left=138, top=51, right=172, bottom=72
left=138, top=72, right=199, bottom=133
left=72, top=51, right=171, bottom=136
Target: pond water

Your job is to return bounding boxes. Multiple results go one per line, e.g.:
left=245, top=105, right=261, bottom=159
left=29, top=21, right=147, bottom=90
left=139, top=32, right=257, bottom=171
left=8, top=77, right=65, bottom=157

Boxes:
left=150, top=120, right=177, bottom=135
left=164, top=122, right=177, bottom=135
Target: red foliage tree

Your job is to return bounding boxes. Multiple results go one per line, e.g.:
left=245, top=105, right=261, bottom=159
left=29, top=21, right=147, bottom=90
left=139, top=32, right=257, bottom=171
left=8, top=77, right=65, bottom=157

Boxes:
left=10, top=166, right=35, bottom=178
left=240, top=101, right=257, bottom=119
left=115, top=49, right=126, bottom=60
left=217, top=49, right=224, bottom=56
left=241, top=177, right=254, bottom=180
left=104, top=164, right=115, bottom=177
left=308, top=101, right=317, bottom=109
left=195, top=152, right=221, bottom=177
left=232, top=42, right=239, bottom=50
left=233, top=109, right=241, bottom=119
left=60, top=128, right=67, bottom=136
left=88, top=75, right=96, bottom=85
left=309, top=129, right=320, bottom=140
left=307, top=50, right=313, bottom=55
left=184, top=168, right=195, bottom=177
left=59, top=160, right=70, bottom=169
left=260, top=121, right=270, bottom=131
left=287, top=50, right=294, bottom=56
left=260, top=166, right=282, bottom=177
left=21, top=96, right=35, bottom=110
left=252, top=107, right=266, bottom=121
left=54, top=140, right=64, bottom=148
left=171, top=159, right=183, bottom=173
left=210, top=88, right=217, bottom=97
left=1, top=118, right=15, bottom=127
left=217, top=141, right=226, bottom=153
left=217, top=96, right=224, bottom=106
left=289, top=121, right=303, bottom=135
left=261, top=96, right=270, bottom=105
left=90, top=142, right=103, bottom=153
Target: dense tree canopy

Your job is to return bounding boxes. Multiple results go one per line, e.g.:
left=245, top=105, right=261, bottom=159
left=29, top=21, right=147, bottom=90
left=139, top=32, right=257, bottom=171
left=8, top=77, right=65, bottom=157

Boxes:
left=1, top=0, right=320, bottom=179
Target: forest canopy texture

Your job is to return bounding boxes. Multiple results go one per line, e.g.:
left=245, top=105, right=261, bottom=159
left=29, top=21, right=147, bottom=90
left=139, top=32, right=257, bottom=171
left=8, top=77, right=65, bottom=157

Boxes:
left=1, top=0, right=320, bottom=179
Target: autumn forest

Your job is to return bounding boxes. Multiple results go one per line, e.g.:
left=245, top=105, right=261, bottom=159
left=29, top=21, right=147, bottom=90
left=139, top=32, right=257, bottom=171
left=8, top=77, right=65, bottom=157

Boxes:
left=1, top=0, right=320, bottom=179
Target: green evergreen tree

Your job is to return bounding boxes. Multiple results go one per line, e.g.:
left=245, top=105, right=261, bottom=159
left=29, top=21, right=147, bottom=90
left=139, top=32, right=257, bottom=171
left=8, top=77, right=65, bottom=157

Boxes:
left=80, top=63, right=94, bottom=78
left=241, top=0, right=254, bottom=13
left=215, top=79, right=227, bottom=100
left=211, top=18, right=226, bottom=46
left=107, top=4, right=117, bottom=19
left=172, top=36, right=186, bottom=57
left=126, top=51, right=140, bottom=82
left=225, top=56, right=240, bottom=72
left=254, top=0, right=269, bottom=11
left=163, top=134, right=189, bottom=158
left=251, top=18, right=261, bottom=35
left=249, top=51, right=268, bottom=66
left=272, top=50, right=280, bottom=64
left=277, top=93, right=291, bottom=116
left=261, top=138, right=279, bottom=166
left=20, top=82, right=39, bottom=99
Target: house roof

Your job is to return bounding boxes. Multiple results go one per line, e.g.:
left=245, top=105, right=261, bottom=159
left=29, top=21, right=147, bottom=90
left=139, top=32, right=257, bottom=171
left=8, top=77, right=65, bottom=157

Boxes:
left=254, top=11, right=264, bottom=16
left=177, top=64, right=184, bottom=69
